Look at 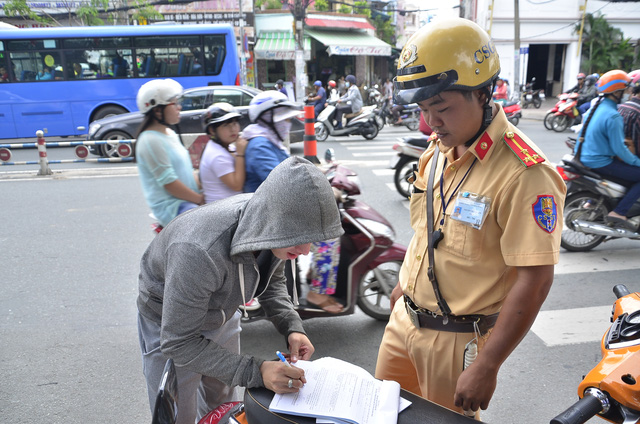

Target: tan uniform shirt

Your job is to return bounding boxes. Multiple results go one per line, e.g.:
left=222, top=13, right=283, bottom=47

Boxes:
left=401, top=108, right=566, bottom=316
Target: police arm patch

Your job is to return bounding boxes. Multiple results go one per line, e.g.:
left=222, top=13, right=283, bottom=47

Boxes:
left=532, top=195, right=558, bottom=233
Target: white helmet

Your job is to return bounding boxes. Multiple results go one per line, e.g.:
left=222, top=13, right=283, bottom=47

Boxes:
left=248, top=90, right=302, bottom=123
left=136, top=79, right=183, bottom=114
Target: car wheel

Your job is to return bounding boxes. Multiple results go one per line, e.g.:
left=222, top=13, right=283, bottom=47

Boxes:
left=99, top=130, right=133, bottom=158
left=93, top=105, right=128, bottom=122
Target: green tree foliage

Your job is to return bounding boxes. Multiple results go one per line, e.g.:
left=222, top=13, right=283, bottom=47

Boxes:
left=353, top=1, right=370, bottom=17
left=131, top=0, right=164, bottom=24
left=373, top=14, right=394, bottom=45
left=338, top=5, right=352, bottom=14
left=575, top=13, right=638, bottom=74
left=314, top=0, right=329, bottom=12
left=4, top=0, right=53, bottom=24
left=76, top=0, right=109, bottom=26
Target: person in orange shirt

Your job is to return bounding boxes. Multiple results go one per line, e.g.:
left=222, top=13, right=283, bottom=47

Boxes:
left=492, top=78, right=508, bottom=104
left=375, top=18, right=566, bottom=418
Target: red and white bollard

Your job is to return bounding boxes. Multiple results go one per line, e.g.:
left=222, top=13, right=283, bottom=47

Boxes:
left=36, top=130, right=52, bottom=175
left=303, top=105, right=319, bottom=164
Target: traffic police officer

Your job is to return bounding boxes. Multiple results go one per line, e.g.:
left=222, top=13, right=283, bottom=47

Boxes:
left=374, top=18, right=566, bottom=417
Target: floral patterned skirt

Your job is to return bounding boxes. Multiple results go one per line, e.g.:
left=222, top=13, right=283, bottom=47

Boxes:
left=308, top=238, right=341, bottom=295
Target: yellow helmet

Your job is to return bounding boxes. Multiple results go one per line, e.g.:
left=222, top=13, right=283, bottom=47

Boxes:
left=394, top=18, right=501, bottom=105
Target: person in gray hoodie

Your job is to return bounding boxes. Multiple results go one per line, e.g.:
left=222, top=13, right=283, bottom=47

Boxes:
left=137, top=156, right=344, bottom=424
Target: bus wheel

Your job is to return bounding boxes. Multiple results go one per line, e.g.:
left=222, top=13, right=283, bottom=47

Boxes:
left=100, top=130, right=132, bottom=158
left=93, top=105, right=127, bottom=121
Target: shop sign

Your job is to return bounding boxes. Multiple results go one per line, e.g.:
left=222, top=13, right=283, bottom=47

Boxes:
left=327, top=45, right=391, bottom=57
left=254, top=50, right=310, bottom=61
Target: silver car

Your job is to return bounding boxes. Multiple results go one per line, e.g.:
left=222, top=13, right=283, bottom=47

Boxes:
left=87, top=85, right=305, bottom=157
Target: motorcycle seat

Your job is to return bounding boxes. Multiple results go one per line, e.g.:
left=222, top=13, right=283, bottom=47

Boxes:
left=563, top=158, right=633, bottom=187
left=345, top=110, right=363, bottom=119
left=407, top=136, right=431, bottom=148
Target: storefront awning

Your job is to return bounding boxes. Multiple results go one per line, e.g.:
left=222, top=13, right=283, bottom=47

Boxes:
left=305, top=17, right=374, bottom=31
left=305, top=28, right=391, bottom=57
left=254, top=31, right=311, bottom=61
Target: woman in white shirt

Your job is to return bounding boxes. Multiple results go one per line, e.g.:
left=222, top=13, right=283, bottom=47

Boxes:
left=199, top=103, right=248, bottom=203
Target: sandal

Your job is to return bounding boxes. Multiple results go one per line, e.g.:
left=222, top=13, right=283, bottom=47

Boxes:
left=605, top=215, right=636, bottom=231
left=307, top=295, right=343, bottom=314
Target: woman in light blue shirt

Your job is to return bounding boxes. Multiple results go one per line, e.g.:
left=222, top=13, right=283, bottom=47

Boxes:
left=134, top=79, right=203, bottom=228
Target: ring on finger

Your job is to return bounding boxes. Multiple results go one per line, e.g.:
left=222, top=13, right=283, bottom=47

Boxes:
left=287, top=379, right=293, bottom=388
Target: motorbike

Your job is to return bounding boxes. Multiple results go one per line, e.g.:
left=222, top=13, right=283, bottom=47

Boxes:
left=315, top=100, right=379, bottom=142
left=390, top=134, right=431, bottom=198
left=244, top=149, right=407, bottom=321
left=521, top=77, right=545, bottom=109
left=550, top=284, right=640, bottom=424
left=551, top=93, right=581, bottom=133
left=373, top=101, right=421, bottom=131
left=544, top=93, right=578, bottom=130
left=502, top=100, right=523, bottom=126
left=363, top=84, right=382, bottom=106
left=555, top=146, right=640, bottom=252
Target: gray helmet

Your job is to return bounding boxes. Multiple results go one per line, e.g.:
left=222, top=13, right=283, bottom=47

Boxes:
left=204, top=102, right=241, bottom=133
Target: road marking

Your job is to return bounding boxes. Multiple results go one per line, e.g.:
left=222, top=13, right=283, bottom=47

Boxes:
left=352, top=152, right=394, bottom=157
left=373, top=169, right=394, bottom=176
left=531, top=305, right=611, bottom=346
left=345, top=143, right=396, bottom=150
left=556, top=248, right=640, bottom=274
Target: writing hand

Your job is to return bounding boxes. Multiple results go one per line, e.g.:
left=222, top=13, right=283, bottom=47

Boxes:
left=260, top=360, right=306, bottom=393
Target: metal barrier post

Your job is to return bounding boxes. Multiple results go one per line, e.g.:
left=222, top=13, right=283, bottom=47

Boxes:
left=36, top=130, right=52, bottom=175
left=303, top=105, right=319, bottom=164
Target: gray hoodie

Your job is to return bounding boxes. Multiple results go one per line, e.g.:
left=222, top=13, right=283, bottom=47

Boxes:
left=137, top=157, right=343, bottom=389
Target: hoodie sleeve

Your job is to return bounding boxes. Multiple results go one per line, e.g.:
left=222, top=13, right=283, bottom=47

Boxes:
left=159, top=242, right=266, bottom=388
left=259, top=261, right=306, bottom=337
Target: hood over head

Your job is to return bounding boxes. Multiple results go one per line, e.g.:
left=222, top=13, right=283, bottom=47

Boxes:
left=230, top=157, right=344, bottom=256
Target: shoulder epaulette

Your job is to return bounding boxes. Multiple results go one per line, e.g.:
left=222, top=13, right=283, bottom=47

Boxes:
left=503, top=131, right=545, bottom=168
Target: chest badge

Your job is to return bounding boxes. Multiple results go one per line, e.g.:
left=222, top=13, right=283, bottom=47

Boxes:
left=532, top=195, right=558, bottom=233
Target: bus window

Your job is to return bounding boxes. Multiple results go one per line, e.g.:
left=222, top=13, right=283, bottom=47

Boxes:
left=64, top=49, right=132, bottom=79
left=9, top=50, right=61, bottom=81
left=204, top=35, right=226, bottom=76
left=135, top=35, right=202, bottom=78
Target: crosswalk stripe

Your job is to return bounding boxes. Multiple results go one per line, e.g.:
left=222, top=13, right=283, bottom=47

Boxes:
left=372, top=169, right=394, bottom=176
left=352, top=152, right=394, bottom=157
left=531, top=305, right=611, bottom=346
left=555, top=247, right=640, bottom=274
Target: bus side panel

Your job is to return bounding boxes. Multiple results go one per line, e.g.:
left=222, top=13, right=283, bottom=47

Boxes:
left=13, top=101, right=75, bottom=138
left=0, top=104, right=18, bottom=139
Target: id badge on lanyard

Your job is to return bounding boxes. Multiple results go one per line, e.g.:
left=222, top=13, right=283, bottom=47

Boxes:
left=450, top=191, right=491, bottom=230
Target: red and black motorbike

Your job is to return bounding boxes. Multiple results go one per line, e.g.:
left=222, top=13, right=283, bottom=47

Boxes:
left=245, top=150, right=407, bottom=321
left=549, top=93, right=581, bottom=133
left=502, top=100, right=523, bottom=126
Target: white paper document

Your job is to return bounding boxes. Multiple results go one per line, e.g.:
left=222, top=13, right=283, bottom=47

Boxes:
left=268, top=357, right=408, bottom=424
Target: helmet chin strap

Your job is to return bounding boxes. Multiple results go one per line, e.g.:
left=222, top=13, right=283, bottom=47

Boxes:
left=153, top=105, right=185, bottom=146
left=464, top=85, right=494, bottom=147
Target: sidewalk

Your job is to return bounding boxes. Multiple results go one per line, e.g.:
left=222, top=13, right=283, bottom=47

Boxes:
left=521, top=97, right=555, bottom=121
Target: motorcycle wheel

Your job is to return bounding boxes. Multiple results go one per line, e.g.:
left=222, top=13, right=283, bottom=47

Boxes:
left=543, top=112, right=555, bottom=130
left=315, top=124, right=329, bottom=142
left=405, top=115, right=420, bottom=131
left=551, top=115, right=570, bottom=132
left=522, top=101, right=529, bottom=109
left=374, top=114, right=385, bottom=130
left=561, top=192, right=609, bottom=252
left=394, top=156, right=417, bottom=199
left=357, top=260, right=402, bottom=320
left=362, top=122, right=379, bottom=140
left=508, top=116, right=520, bottom=126
left=533, top=98, right=542, bottom=108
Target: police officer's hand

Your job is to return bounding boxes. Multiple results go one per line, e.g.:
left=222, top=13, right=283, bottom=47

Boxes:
left=287, top=332, right=314, bottom=362
left=260, top=360, right=306, bottom=394
left=453, top=360, right=497, bottom=414
left=389, top=282, right=403, bottom=310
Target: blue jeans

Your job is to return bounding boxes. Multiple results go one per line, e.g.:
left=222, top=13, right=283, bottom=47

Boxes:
left=177, top=201, right=199, bottom=215
left=578, top=101, right=591, bottom=116
left=593, top=160, right=640, bottom=215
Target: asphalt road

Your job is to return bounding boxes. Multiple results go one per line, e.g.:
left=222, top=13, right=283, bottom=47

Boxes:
left=2, top=114, right=639, bottom=423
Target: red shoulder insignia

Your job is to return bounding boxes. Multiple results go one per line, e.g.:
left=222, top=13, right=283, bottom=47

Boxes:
left=503, top=131, right=545, bottom=167
left=474, top=132, right=493, bottom=160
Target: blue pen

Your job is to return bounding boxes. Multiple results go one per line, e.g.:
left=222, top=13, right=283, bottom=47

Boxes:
left=276, top=351, right=291, bottom=367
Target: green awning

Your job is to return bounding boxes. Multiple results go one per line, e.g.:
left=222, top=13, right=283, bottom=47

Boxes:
left=305, top=28, right=391, bottom=57
left=254, top=31, right=311, bottom=61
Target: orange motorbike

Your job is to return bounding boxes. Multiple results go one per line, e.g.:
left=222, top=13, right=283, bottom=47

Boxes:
left=551, top=284, right=640, bottom=424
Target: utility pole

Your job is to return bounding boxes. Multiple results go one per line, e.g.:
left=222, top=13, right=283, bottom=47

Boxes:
left=238, top=0, right=247, bottom=85
left=289, top=0, right=309, bottom=102
left=513, top=0, right=520, bottom=99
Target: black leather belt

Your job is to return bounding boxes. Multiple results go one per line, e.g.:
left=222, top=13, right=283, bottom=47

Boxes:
left=404, top=295, right=498, bottom=335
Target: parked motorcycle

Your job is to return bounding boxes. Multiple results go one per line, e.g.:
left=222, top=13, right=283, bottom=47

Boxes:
left=315, top=100, right=379, bottom=142
left=364, top=84, right=382, bottom=106
left=551, top=94, right=581, bottom=133
left=373, top=101, right=421, bottom=131
left=521, top=77, right=545, bottom=109
left=390, top=134, right=431, bottom=198
left=556, top=149, right=640, bottom=252
left=244, top=149, right=407, bottom=321
left=551, top=284, right=640, bottom=424
left=502, top=100, right=523, bottom=126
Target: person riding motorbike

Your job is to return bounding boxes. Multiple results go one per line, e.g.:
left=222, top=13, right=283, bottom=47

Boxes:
left=618, top=69, right=640, bottom=158
left=334, top=74, right=362, bottom=129
left=573, top=69, right=640, bottom=230
left=577, top=74, right=598, bottom=115
left=327, top=80, right=339, bottom=102
left=307, top=80, right=327, bottom=118
left=568, top=72, right=586, bottom=94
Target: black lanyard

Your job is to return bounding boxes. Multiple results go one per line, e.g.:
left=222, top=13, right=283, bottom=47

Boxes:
left=438, top=157, right=478, bottom=228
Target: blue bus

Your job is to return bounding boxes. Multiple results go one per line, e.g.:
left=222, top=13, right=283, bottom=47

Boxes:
left=0, top=24, right=240, bottom=139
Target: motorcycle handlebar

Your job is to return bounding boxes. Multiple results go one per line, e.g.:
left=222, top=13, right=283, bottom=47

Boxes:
left=613, top=284, right=630, bottom=299
left=550, top=394, right=603, bottom=424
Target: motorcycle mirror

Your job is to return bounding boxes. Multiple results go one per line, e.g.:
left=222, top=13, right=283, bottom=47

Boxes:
left=324, top=148, right=335, bottom=164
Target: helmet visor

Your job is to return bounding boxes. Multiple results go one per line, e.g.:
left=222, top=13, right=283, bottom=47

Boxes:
left=273, top=106, right=302, bottom=122
left=393, top=70, right=458, bottom=105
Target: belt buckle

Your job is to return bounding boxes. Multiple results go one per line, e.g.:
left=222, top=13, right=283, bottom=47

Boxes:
left=405, top=299, right=421, bottom=329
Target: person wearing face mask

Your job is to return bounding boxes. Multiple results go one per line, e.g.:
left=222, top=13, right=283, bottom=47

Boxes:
left=242, top=91, right=303, bottom=193
left=334, top=74, right=363, bottom=129
left=618, top=70, right=640, bottom=158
